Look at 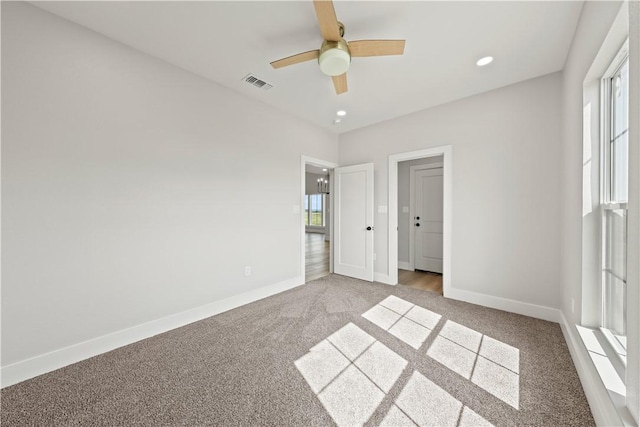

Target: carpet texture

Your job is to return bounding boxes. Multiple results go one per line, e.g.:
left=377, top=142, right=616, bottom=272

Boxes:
left=1, top=274, right=594, bottom=426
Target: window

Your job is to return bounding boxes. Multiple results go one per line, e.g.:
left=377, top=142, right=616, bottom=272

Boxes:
left=601, top=49, right=628, bottom=358
left=607, top=58, right=629, bottom=203
left=304, top=194, right=324, bottom=227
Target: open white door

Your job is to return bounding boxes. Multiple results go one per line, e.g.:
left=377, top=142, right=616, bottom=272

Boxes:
left=333, top=163, right=374, bottom=281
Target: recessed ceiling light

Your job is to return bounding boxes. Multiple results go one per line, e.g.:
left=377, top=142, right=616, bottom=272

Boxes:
left=476, top=56, right=493, bottom=66
left=333, top=119, right=342, bottom=125
left=337, top=110, right=347, bottom=116
left=322, top=168, right=327, bottom=172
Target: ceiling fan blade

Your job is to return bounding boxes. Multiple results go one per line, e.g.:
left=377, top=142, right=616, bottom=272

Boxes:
left=270, top=50, right=320, bottom=69
left=348, top=40, right=406, bottom=57
left=332, top=73, right=347, bottom=95
left=313, top=0, right=341, bottom=42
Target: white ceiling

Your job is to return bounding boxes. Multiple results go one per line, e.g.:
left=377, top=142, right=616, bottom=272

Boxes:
left=31, top=1, right=584, bottom=134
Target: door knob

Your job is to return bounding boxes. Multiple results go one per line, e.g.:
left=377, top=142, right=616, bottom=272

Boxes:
left=366, top=226, right=373, bottom=231
left=415, top=223, right=420, bottom=227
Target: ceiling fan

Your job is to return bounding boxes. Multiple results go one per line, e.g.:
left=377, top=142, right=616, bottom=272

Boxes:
left=270, top=0, right=406, bottom=95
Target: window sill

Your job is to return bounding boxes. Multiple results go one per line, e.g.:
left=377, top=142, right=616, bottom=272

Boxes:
left=576, top=325, right=636, bottom=426
left=600, top=327, right=627, bottom=367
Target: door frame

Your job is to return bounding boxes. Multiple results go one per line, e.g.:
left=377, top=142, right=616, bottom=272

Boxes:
left=408, top=163, right=444, bottom=271
left=301, top=155, right=339, bottom=283
left=388, top=146, right=452, bottom=296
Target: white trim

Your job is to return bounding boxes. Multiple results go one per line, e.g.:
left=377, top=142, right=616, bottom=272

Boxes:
left=374, top=272, right=395, bottom=285
left=388, top=146, right=452, bottom=296
left=446, top=287, right=561, bottom=323
left=410, top=163, right=444, bottom=171
left=329, top=168, right=335, bottom=273
left=0, top=276, right=304, bottom=388
left=408, top=163, right=444, bottom=271
left=398, top=261, right=413, bottom=271
left=558, top=311, right=635, bottom=426
left=301, top=156, right=339, bottom=282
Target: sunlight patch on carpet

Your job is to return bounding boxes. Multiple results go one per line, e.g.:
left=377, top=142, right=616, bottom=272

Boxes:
left=427, top=320, right=520, bottom=409
left=297, top=296, right=520, bottom=426
left=388, top=371, right=493, bottom=427
left=295, top=322, right=408, bottom=426
left=362, top=295, right=442, bottom=349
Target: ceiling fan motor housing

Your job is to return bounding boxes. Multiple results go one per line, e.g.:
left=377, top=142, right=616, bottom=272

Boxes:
left=318, top=39, right=351, bottom=76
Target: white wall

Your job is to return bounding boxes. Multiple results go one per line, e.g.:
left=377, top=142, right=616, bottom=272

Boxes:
left=560, top=0, right=623, bottom=330
left=397, top=156, right=443, bottom=265
left=1, top=2, right=338, bottom=368
left=560, top=0, right=639, bottom=423
left=340, top=72, right=562, bottom=308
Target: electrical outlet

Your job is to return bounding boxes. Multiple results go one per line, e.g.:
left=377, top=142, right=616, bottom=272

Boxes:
left=245, top=266, right=251, bottom=276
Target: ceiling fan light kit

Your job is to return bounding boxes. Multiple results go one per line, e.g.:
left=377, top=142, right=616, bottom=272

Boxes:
left=319, top=40, right=351, bottom=76
left=270, top=0, right=405, bottom=95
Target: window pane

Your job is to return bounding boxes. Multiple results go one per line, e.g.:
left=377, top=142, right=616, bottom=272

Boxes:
left=310, top=194, right=323, bottom=226
left=612, top=132, right=628, bottom=202
left=613, top=61, right=628, bottom=137
left=603, top=208, right=627, bottom=337
left=610, top=59, right=629, bottom=203
left=603, top=272, right=626, bottom=336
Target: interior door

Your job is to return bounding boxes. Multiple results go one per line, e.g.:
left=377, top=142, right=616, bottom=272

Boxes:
left=333, top=163, right=374, bottom=281
left=414, top=168, right=443, bottom=273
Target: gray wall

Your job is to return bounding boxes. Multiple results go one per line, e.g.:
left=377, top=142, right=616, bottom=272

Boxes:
left=1, top=2, right=338, bottom=366
left=305, top=172, right=328, bottom=195
left=340, top=72, right=562, bottom=308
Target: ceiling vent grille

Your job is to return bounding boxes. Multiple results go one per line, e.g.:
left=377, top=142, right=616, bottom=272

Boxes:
left=242, top=73, right=273, bottom=91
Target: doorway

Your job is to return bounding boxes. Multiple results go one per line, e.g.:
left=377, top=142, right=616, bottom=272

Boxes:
left=301, top=156, right=338, bottom=283
left=388, top=146, right=452, bottom=296
left=397, top=157, right=444, bottom=295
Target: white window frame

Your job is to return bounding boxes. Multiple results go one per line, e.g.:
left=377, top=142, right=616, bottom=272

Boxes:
left=599, top=41, right=629, bottom=369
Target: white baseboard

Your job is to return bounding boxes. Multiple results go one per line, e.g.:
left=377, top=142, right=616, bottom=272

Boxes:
left=558, top=311, right=633, bottom=426
left=445, top=287, right=561, bottom=322
left=1, top=276, right=304, bottom=389
left=305, top=228, right=326, bottom=234
left=398, top=262, right=412, bottom=271
left=374, top=272, right=396, bottom=285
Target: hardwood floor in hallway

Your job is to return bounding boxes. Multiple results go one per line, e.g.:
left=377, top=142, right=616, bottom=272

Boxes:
left=305, top=232, right=329, bottom=282
left=398, top=269, right=443, bottom=295
left=304, top=233, right=442, bottom=295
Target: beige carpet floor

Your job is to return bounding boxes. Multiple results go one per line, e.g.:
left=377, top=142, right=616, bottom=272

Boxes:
left=1, top=274, right=594, bottom=426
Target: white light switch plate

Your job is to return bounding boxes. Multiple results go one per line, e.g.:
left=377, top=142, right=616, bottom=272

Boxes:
left=402, top=206, right=409, bottom=213
left=378, top=205, right=388, bottom=214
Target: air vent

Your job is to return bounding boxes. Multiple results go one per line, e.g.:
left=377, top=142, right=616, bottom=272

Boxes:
left=242, top=73, right=273, bottom=91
